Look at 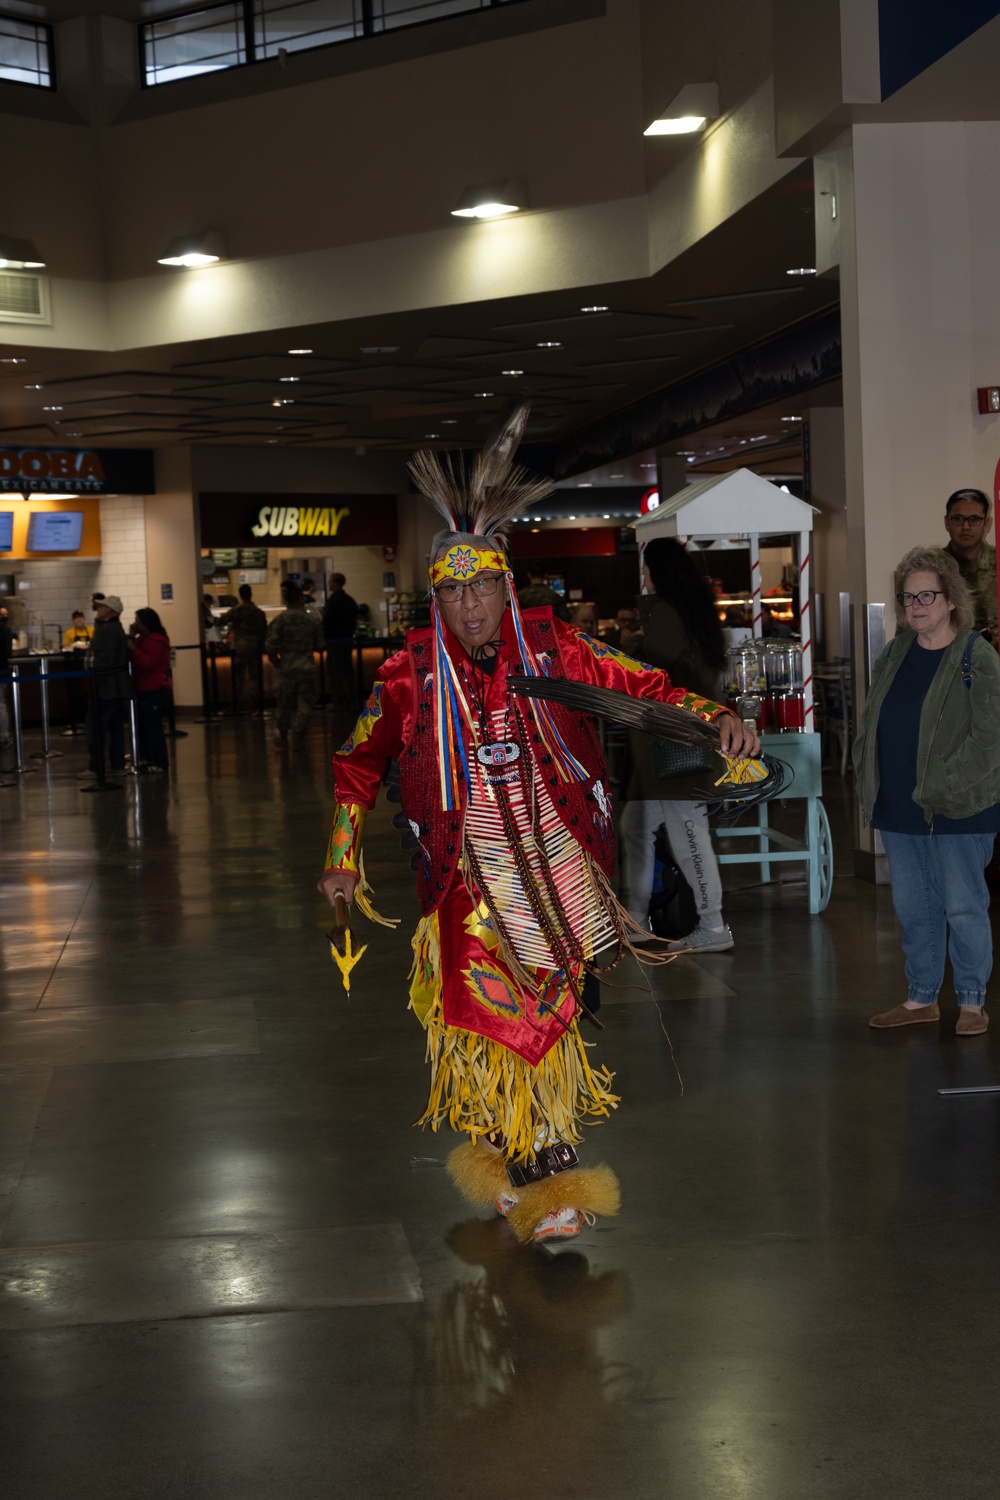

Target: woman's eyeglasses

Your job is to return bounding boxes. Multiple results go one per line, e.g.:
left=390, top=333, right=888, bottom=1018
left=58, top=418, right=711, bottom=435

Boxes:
left=896, top=590, right=944, bottom=607
left=435, top=576, right=502, bottom=604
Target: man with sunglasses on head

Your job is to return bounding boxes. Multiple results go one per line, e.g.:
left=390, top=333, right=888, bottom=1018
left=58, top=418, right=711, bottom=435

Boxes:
left=943, top=488, right=997, bottom=638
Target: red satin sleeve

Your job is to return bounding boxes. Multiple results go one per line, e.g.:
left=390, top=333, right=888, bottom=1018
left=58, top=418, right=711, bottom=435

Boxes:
left=331, top=672, right=407, bottom=809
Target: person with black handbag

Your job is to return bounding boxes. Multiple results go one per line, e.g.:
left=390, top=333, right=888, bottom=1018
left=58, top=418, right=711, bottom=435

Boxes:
left=620, top=537, right=734, bottom=951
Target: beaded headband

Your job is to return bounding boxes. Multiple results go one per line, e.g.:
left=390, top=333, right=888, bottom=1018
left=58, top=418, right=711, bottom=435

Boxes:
left=430, top=545, right=507, bottom=587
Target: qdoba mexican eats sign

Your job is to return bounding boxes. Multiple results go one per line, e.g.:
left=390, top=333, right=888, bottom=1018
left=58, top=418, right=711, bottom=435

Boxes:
left=0, top=447, right=156, bottom=495
left=199, top=492, right=398, bottom=548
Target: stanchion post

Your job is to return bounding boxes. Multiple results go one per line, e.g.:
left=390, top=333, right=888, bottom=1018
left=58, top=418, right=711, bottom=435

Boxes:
left=32, top=654, right=63, bottom=761
left=125, top=662, right=140, bottom=775
left=10, top=663, right=36, bottom=776
left=209, top=643, right=221, bottom=717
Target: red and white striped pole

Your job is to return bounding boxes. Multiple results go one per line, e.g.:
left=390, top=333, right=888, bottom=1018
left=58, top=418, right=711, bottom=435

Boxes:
left=798, top=531, right=814, bottom=728
left=749, top=535, right=762, bottom=637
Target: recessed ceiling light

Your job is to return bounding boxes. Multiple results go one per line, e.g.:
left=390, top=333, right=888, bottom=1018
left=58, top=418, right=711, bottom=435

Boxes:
left=786, top=267, right=817, bottom=276
left=360, top=345, right=399, bottom=354
left=1, top=357, right=27, bottom=364
left=65, top=430, right=82, bottom=437
left=25, top=383, right=42, bottom=390
left=531, top=528, right=540, bottom=533
left=640, top=462, right=656, bottom=469
left=577, top=483, right=593, bottom=488
left=287, top=348, right=313, bottom=355
left=686, top=456, right=695, bottom=462
left=157, top=231, right=226, bottom=268
left=609, top=472, right=625, bottom=478
left=441, top=418, right=458, bottom=425
left=603, top=513, right=611, bottom=518
left=568, top=514, right=577, bottom=520
left=475, top=391, right=494, bottom=398
left=644, top=84, right=719, bottom=137
left=537, top=341, right=562, bottom=349
left=501, top=369, right=524, bottom=376
left=451, top=178, right=526, bottom=219
left=43, top=405, right=63, bottom=411
left=279, top=376, right=299, bottom=383
left=580, top=305, right=609, bottom=313
left=533, top=516, right=542, bottom=522
left=267, top=439, right=278, bottom=444
left=425, top=432, right=441, bottom=438
left=781, top=415, right=804, bottom=422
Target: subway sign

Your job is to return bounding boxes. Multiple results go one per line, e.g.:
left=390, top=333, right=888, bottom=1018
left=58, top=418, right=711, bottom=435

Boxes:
left=0, top=446, right=156, bottom=495
left=250, top=504, right=351, bottom=539
left=200, top=491, right=398, bottom=547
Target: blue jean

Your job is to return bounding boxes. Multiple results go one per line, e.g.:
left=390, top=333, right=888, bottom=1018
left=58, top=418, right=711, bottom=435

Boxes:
left=881, top=831, right=994, bottom=1007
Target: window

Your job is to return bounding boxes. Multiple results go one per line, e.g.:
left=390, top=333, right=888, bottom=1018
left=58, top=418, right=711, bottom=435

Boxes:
left=0, top=13, right=55, bottom=88
left=141, top=0, right=516, bottom=85
left=142, top=2, right=248, bottom=86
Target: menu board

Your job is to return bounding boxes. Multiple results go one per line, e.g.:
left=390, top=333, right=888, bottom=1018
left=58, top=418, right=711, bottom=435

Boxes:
left=210, top=548, right=239, bottom=567
left=239, top=548, right=268, bottom=568
left=26, top=510, right=84, bottom=552
left=0, top=512, right=12, bottom=551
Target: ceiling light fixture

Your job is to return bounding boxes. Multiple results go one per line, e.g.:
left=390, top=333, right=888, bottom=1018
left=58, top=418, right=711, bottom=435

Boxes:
left=568, top=515, right=577, bottom=520
left=287, top=348, right=313, bottom=355
left=1, top=356, right=27, bottom=364
left=24, top=383, right=42, bottom=390
left=157, top=231, right=227, bottom=268
left=786, top=267, right=817, bottom=276
left=279, top=376, right=300, bottom=383
left=581, top=305, right=609, bottom=313
left=475, top=391, right=494, bottom=398
left=43, top=405, right=63, bottom=411
left=451, top=178, right=526, bottom=220
left=644, top=83, right=719, bottom=136
left=537, top=341, right=562, bottom=349
left=609, top=473, right=625, bottom=479
left=425, top=432, right=441, bottom=438
left=603, top=513, right=611, bottom=519
left=0, top=235, right=46, bottom=269
left=781, top=415, right=804, bottom=422
left=501, top=369, right=524, bottom=376
left=577, top=483, right=593, bottom=488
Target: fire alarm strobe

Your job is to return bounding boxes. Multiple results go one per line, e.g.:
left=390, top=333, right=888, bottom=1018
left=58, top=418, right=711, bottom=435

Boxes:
left=977, top=387, right=1000, bottom=413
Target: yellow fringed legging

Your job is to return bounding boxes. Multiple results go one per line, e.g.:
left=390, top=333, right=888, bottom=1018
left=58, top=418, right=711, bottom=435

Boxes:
left=409, top=913, right=619, bottom=1163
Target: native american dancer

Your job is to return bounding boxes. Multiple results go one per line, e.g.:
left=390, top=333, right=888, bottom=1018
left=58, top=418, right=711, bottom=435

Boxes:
left=317, top=406, right=759, bottom=1245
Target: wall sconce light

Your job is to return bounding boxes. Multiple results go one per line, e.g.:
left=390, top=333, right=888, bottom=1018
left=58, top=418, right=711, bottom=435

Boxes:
left=451, top=180, right=527, bottom=219
left=644, top=83, right=719, bottom=136
left=157, top=231, right=227, bottom=268
left=0, top=236, right=46, bottom=269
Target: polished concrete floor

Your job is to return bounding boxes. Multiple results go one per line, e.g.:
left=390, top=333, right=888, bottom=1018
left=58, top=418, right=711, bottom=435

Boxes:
left=2, top=714, right=1000, bottom=1498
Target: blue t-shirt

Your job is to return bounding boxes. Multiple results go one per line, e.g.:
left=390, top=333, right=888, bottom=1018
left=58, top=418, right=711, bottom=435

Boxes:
left=873, top=640, right=1000, bottom=835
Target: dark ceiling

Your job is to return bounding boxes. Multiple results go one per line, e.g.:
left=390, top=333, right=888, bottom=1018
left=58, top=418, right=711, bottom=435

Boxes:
left=0, top=163, right=837, bottom=469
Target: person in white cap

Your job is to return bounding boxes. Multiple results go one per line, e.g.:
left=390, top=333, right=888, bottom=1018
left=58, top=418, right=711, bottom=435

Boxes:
left=86, top=595, right=131, bottom=775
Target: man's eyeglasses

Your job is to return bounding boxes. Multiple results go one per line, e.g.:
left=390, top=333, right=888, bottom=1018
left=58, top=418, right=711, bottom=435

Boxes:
left=947, top=513, right=986, bottom=527
left=896, top=590, right=944, bottom=607
left=435, top=575, right=502, bottom=604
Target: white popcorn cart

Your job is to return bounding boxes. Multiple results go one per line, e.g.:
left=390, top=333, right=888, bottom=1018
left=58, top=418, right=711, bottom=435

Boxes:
left=632, top=469, right=832, bottom=913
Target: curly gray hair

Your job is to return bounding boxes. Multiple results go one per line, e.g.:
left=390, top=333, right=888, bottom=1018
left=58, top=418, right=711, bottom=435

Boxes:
left=893, top=545, right=974, bottom=632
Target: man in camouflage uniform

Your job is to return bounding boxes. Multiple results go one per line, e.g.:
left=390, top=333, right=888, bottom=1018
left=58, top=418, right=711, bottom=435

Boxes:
left=944, top=488, right=998, bottom=637
left=266, top=581, right=322, bottom=745
left=218, top=583, right=267, bottom=712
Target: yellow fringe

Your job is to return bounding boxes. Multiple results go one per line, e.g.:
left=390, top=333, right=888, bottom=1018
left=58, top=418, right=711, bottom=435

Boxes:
left=354, top=851, right=400, bottom=929
left=412, top=980, right=619, bottom=1164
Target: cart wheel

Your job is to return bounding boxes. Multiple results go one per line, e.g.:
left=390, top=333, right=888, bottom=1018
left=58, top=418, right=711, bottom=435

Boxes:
left=816, top=798, right=834, bottom=911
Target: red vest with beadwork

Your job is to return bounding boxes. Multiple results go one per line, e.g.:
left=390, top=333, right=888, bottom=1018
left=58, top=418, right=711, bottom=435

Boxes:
left=397, top=613, right=615, bottom=917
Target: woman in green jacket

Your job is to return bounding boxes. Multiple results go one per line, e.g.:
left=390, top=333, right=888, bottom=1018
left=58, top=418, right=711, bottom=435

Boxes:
left=853, top=545, right=1000, bottom=1035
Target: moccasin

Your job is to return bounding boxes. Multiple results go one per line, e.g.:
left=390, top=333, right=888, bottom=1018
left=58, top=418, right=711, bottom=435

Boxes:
left=956, top=1008, right=989, bottom=1036
left=869, top=1003, right=940, bottom=1029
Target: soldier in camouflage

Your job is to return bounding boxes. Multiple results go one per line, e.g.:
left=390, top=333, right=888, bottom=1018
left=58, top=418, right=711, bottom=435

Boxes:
left=218, top=583, right=268, bottom=712
left=266, top=581, right=323, bottom=745
left=943, top=488, right=998, bottom=638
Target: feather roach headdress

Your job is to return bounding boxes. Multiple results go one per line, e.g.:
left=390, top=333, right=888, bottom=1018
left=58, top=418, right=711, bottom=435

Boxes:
left=409, top=402, right=590, bottom=810
left=408, top=400, right=552, bottom=553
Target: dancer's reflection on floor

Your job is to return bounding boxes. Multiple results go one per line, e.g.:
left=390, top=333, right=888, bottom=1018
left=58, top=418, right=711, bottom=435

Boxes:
left=415, top=1218, right=638, bottom=1495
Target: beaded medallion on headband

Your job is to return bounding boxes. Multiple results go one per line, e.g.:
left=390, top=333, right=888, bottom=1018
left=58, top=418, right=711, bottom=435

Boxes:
left=407, top=403, right=589, bottom=810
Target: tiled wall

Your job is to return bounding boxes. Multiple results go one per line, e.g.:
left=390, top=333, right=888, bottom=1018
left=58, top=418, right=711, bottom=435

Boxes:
left=6, top=495, right=148, bottom=648
left=94, top=495, right=148, bottom=621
